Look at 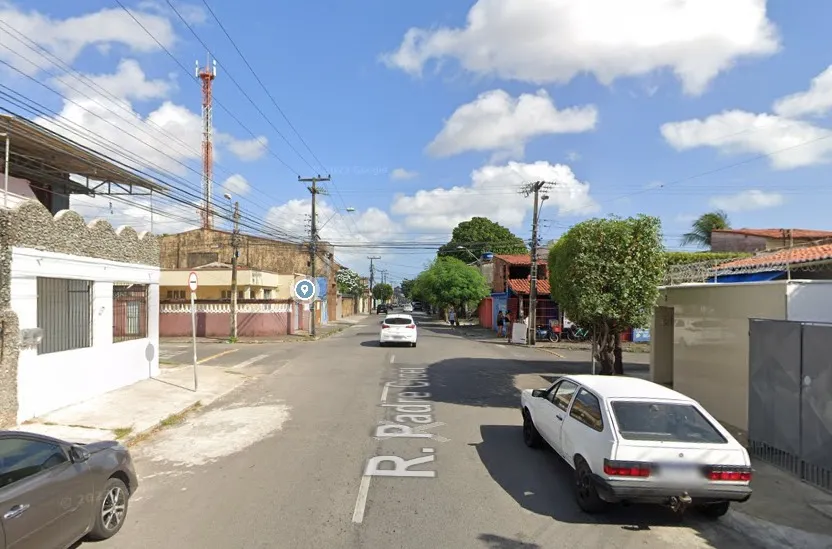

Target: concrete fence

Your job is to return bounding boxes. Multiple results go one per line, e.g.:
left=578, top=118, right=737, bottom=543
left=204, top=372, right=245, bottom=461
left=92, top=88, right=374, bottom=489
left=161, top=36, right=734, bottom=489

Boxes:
left=159, top=299, right=295, bottom=338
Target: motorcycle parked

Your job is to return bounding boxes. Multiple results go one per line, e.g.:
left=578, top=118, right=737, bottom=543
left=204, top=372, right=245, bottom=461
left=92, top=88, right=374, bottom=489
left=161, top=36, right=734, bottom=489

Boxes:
left=535, top=324, right=560, bottom=343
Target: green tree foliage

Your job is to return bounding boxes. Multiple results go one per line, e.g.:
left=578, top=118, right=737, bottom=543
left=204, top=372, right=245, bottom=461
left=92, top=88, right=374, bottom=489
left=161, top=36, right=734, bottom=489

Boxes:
left=438, top=217, right=527, bottom=262
left=372, top=283, right=393, bottom=303
left=664, top=251, right=751, bottom=267
left=400, top=278, right=415, bottom=298
left=549, top=215, right=666, bottom=375
left=681, top=210, right=731, bottom=248
left=412, top=257, right=490, bottom=309
left=336, top=268, right=362, bottom=296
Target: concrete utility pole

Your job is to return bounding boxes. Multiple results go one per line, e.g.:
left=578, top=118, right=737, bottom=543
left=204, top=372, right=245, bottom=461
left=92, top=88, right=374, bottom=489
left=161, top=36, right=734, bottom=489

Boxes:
left=1, top=132, right=9, bottom=209
left=300, top=175, right=331, bottom=337
left=520, top=181, right=551, bottom=345
left=229, top=200, right=240, bottom=340
left=368, top=256, right=380, bottom=309
left=380, top=269, right=388, bottom=286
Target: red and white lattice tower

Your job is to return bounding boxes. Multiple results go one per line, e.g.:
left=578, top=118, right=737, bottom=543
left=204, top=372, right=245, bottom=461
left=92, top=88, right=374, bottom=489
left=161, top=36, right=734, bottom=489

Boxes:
left=196, top=57, right=217, bottom=229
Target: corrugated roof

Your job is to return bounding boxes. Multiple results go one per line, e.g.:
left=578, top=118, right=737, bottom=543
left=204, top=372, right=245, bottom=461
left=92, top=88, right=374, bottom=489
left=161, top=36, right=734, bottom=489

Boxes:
left=508, top=278, right=550, bottom=295
left=712, top=228, right=832, bottom=239
left=494, top=254, right=546, bottom=266
left=718, top=243, right=832, bottom=269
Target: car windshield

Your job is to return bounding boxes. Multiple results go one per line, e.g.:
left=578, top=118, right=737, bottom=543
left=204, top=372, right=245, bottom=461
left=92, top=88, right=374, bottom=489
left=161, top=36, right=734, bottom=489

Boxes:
left=385, top=317, right=412, bottom=325
left=611, top=401, right=727, bottom=444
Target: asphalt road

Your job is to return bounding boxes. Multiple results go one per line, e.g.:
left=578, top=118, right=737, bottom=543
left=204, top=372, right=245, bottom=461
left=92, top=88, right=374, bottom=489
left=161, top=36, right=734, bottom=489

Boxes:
left=92, top=313, right=759, bottom=549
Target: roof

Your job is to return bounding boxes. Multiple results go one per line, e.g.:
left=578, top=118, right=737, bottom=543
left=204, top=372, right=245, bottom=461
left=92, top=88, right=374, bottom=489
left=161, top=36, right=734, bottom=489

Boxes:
left=717, top=243, right=832, bottom=270
left=564, top=375, right=690, bottom=401
left=712, top=228, right=832, bottom=240
left=494, top=254, right=545, bottom=266
left=0, top=115, right=165, bottom=193
left=508, top=278, right=550, bottom=295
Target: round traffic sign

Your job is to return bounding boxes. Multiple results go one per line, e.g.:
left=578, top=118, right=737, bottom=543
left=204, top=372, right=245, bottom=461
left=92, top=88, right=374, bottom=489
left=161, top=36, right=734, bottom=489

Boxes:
left=188, top=271, right=198, bottom=291
left=293, top=278, right=317, bottom=302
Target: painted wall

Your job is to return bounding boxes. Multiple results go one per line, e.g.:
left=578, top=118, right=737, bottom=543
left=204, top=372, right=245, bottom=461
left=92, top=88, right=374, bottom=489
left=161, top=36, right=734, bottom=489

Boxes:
left=0, top=177, right=37, bottom=209
left=654, top=282, right=787, bottom=431
left=159, top=302, right=292, bottom=338
left=786, top=281, right=832, bottom=322
left=162, top=285, right=277, bottom=300
left=0, top=200, right=159, bottom=427
left=11, top=247, right=160, bottom=423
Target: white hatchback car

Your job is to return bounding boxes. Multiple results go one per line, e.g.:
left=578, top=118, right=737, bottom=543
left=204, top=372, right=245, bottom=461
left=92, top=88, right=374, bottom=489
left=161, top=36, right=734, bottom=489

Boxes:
left=379, top=314, right=417, bottom=347
left=403, top=303, right=414, bottom=313
left=520, top=375, right=752, bottom=518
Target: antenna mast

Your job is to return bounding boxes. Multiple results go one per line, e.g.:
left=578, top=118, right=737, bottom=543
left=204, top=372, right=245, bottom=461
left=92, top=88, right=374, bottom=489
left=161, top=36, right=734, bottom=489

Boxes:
left=196, top=56, right=217, bottom=229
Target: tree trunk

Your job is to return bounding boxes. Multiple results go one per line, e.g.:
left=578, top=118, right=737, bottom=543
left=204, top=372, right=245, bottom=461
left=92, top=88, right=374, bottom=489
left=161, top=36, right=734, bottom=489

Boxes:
left=613, top=334, right=624, bottom=375
left=594, top=322, right=616, bottom=375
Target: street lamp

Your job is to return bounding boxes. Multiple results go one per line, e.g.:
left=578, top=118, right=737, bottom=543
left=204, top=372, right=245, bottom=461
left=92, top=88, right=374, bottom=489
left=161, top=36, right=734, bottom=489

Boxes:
left=318, top=207, right=355, bottom=233
left=456, top=245, right=482, bottom=265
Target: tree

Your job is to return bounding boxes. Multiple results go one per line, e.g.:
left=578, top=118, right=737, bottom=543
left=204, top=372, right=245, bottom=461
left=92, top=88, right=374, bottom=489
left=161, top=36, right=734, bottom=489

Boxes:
left=681, top=210, right=730, bottom=248
left=336, top=268, right=362, bottom=296
left=372, top=283, right=393, bottom=303
left=412, top=257, right=490, bottom=310
left=400, top=278, right=415, bottom=298
left=438, top=217, right=527, bottom=262
left=549, top=215, right=666, bottom=376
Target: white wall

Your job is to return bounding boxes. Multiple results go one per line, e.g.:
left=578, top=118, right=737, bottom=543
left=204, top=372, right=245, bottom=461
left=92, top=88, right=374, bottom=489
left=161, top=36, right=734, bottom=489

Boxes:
left=786, top=281, right=832, bottom=322
left=10, top=247, right=160, bottom=423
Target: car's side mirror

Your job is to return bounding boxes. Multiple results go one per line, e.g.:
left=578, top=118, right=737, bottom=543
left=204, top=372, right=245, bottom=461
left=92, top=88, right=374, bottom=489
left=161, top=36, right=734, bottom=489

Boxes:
left=531, top=389, right=547, bottom=398
left=69, top=445, right=90, bottom=463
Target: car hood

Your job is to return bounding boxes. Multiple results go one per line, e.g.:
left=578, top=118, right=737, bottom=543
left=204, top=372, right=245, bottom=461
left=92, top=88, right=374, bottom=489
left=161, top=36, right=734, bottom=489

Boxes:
left=80, top=440, right=121, bottom=454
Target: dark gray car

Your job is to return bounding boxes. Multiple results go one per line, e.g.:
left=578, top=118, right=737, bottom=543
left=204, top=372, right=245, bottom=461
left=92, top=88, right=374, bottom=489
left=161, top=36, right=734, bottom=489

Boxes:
left=0, top=430, right=139, bottom=548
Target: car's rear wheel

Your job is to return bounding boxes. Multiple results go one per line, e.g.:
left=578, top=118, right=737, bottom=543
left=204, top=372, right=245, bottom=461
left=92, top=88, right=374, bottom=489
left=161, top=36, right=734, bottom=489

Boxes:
left=697, top=501, right=730, bottom=519
left=522, top=412, right=543, bottom=448
left=87, top=477, right=129, bottom=540
left=574, top=459, right=608, bottom=514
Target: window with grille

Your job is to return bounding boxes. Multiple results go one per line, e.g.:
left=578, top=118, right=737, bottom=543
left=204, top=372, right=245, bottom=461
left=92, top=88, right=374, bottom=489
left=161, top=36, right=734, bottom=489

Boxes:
left=166, top=290, right=186, bottom=299
left=36, top=277, right=92, bottom=354
left=113, top=284, right=149, bottom=343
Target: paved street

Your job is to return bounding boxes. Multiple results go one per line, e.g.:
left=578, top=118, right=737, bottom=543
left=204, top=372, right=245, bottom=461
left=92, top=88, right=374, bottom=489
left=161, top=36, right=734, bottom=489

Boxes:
left=94, top=314, right=759, bottom=549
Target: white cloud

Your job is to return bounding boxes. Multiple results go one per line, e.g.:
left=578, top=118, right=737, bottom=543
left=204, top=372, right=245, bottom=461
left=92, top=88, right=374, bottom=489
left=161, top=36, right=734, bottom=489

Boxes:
left=264, top=199, right=400, bottom=268
left=660, top=110, right=832, bottom=170
left=390, top=161, right=600, bottom=231
left=0, top=3, right=176, bottom=77
left=566, top=151, right=581, bottom=162
left=382, top=0, right=779, bottom=95
left=219, top=135, right=269, bottom=162
left=69, top=193, right=199, bottom=235
left=34, top=60, right=270, bottom=180
left=390, top=168, right=418, bottom=180
left=709, top=189, right=784, bottom=212
left=426, top=89, right=597, bottom=160
left=221, top=174, right=251, bottom=196
left=773, top=65, right=832, bottom=119
left=137, top=1, right=208, bottom=25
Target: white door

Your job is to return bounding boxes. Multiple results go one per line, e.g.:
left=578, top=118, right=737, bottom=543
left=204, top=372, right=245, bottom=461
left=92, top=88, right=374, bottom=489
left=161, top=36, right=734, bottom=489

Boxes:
left=541, top=380, right=579, bottom=455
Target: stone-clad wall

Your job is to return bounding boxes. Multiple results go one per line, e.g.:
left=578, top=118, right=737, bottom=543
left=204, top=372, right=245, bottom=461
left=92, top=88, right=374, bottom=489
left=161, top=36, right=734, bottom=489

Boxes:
left=0, top=199, right=160, bottom=427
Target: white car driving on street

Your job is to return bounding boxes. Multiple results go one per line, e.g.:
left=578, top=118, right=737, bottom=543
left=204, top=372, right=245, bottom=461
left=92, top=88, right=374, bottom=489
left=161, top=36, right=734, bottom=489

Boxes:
left=520, top=375, right=752, bottom=518
left=403, top=303, right=413, bottom=313
left=379, top=314, right=417, bottom=347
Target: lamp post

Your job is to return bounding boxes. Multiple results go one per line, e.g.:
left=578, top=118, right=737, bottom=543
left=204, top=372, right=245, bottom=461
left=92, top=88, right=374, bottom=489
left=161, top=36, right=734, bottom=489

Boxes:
left=456, top=245, right=482, bottom=265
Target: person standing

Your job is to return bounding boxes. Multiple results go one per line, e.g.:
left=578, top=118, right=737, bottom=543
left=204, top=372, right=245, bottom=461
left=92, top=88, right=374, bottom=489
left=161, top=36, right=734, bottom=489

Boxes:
left=448, top=308, right=456, bottom=328
left=505, top=311, right=513, bottom=342
left=496, top=310, right=505, bottom=336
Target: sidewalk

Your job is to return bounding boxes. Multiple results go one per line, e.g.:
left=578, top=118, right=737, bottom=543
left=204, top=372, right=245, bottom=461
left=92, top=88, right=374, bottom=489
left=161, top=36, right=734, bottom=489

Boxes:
left=725, top=460, right=832, bottom=548
left=17, top=366, right=249, bottom=446
left=161, top=314, right=367, bottom=345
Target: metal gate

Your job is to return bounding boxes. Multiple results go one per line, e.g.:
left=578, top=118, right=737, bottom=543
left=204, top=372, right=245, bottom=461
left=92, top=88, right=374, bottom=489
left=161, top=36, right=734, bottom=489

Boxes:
left=748, top=319, right=832, bottom=491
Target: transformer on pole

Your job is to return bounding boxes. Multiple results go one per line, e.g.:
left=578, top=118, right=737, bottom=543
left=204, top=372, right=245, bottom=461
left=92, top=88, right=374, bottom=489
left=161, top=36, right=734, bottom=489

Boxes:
left=196, top=57, right=217, bottom=229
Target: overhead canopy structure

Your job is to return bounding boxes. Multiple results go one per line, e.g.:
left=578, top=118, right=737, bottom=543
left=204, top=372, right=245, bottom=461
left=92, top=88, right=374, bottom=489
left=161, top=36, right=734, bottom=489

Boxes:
left=0, top=114, right=167, bottom=196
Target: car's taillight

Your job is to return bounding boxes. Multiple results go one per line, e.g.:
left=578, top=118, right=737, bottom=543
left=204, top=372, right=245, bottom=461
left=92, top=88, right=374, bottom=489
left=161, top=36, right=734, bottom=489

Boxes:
left=706, top=466, right=752, bottom=481
left=406, top=324, right=415, bottom=329
left=603, top=459, right=651, bottom=477
left=382, top=324, right=390, bottom=329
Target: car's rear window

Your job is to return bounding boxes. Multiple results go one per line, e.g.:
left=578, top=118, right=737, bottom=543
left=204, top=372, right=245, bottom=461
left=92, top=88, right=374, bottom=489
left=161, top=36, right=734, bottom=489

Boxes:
left=611, top=401, right=727, bottom=444
left=385, top=317, right=412, bottom=325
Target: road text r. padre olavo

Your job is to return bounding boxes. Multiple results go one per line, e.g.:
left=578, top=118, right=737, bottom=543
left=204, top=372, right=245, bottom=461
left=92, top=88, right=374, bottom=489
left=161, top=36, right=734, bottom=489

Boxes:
left=365, top=363, right=443, bottom=478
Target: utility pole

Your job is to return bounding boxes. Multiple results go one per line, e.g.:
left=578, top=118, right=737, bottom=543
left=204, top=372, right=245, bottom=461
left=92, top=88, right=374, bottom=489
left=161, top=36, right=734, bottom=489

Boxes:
left=520, top=181, right=551, bottom=345
left=1, top=133, right=9, bottom=209
left=230, top=200, right=240, bottom=340
left=300, top=175, right=331, bottom=337
left=368, top=256, right=380, bottom=309
left=380, top=269, right=388, bottom=286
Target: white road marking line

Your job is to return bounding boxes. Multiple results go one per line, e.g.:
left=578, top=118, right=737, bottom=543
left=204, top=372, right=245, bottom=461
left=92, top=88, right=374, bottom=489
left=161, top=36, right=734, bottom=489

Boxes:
left=380, top=384, right=389, bottom=403
left=231, top=354, right=269, bottom=369
left=351, top=475, right=372, bottom=524
left=389, top=354, right=395, bottom=364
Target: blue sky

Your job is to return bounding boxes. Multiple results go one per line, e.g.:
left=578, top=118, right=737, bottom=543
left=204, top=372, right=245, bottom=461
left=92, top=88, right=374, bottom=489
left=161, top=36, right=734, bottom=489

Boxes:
left=4, top=0, right=832, bottom=285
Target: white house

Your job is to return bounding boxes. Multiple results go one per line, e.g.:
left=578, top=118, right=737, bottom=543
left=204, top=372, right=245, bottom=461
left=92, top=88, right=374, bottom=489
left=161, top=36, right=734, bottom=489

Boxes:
left=0, top=200, right=161, bottom=425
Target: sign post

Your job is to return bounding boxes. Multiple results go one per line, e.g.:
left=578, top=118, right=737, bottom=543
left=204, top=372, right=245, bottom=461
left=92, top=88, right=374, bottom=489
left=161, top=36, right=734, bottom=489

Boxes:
left=188, top=271, right=199, bottom=391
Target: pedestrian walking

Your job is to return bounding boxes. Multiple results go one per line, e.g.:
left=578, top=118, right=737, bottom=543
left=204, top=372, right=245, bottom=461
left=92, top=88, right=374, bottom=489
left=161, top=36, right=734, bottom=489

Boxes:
left=505, top=311, right=513, bottom=342
left=496, top=310, right=505, bottom=337
left=448, top=308, right=456, bottom=328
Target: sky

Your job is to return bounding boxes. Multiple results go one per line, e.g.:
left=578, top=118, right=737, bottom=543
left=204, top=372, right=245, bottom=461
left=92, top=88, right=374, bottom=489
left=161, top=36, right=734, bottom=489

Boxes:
left=3, top=0, right=832, bottom=286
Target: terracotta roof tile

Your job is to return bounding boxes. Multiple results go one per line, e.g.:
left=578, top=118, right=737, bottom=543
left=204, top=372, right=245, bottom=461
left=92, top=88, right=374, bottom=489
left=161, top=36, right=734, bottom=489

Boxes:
left=508, top=278, right=550, bottom=295
left=712, top=228, right=832, bottom=239
left=718, top=243, right=832, bottom=269
left=494, top=254, right=546, bottom=266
